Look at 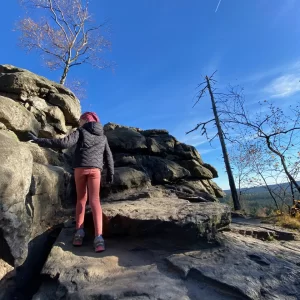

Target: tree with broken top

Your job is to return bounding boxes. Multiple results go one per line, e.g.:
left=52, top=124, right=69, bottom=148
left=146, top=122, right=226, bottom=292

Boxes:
left=17, top=0, right=112, bottom=85
left=187, top=73, right=241, bottom=211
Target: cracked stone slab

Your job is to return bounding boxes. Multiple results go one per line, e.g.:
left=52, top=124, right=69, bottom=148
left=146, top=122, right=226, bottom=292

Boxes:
left=230, top=223, right=299, bottom=241
left=231, top=219, right=300, bottom=241
left=166, top=232, right=300, bottom=300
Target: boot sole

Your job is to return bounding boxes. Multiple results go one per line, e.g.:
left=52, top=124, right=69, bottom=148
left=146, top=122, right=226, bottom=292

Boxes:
left=95, top=245, right=105, bottom=252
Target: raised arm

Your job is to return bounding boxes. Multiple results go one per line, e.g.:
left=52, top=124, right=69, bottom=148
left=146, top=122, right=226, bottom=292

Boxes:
left=29, top=130, right=80, bottom=149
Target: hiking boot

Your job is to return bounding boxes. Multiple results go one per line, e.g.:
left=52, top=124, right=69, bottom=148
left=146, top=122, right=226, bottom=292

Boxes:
left=94, top=235, right=105, bottom=252
left=73, top=229, right=85, bottom=246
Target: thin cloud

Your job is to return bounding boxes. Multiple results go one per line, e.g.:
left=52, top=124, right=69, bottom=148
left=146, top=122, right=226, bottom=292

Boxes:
left=264, top=73, right=300, bottom=98
left=177, top=132, right=208, bottom=147
left=198, top=147, right=219, bottom=155
left=242, top=59, right=300, bottom=84
left=215, top=0, right=222, bottom=13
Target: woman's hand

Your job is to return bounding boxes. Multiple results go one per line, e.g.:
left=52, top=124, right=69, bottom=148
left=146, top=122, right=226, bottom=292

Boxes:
left=28, top=132, right=38, bottom=143
left=106, top=174, right=114, bottom=184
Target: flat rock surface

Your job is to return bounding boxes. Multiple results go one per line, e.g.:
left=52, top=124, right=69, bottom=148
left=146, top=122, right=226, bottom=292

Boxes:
left=33, top=228, right=239, bottom=300
left=34, top=228, right=300, bottom=300
left=231, top=218, right=300, bottom=241
left=167, top=231, right=300, bottom=300
left=101, top=197, right=231, bottom=238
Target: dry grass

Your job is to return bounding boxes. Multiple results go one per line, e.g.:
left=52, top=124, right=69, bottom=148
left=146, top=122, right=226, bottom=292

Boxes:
left=274, top=214, right=300, bottom=230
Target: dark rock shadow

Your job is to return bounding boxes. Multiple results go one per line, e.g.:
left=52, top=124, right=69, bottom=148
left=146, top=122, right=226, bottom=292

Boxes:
left=44, top=228, right=240, bottom=300
left=55, top=223, right=221, bottom=269
left=0, top=228, right=14, bottom=267
left=1, top=227, right=61, bottom=300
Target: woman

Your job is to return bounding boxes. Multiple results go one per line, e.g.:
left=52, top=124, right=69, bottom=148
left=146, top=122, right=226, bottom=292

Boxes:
left=28, top=112, right=114, bottom=252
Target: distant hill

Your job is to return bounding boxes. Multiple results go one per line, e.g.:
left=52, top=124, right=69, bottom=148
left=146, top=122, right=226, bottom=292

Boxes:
left=223, top=181, right=300, bottom=196
left=222, top=181, right=300, bottom=214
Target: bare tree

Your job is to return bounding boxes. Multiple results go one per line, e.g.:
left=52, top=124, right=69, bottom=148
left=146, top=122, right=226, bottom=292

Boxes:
left=17, top=0, right=112, bottom=85
left=220, top=87, right=300, bottom=205
left=234, top=140, right=285, bottom=211
left=187, top=74, right=242, bottom=211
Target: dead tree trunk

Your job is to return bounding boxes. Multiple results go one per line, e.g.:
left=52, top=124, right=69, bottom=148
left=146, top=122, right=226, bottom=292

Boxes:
left=205, top=76, right=241, bottom=210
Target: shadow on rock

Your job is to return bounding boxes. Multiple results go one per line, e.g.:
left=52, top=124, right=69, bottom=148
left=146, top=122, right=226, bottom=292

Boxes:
left=33, top=227, right=232, bottom=300
left=0, top=227, right=62, bottom=300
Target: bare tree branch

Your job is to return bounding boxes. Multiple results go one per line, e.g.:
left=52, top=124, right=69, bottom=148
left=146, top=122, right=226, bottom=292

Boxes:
left=186, top=118, right=214, bottom=135
left=48, top=0, right=70, bottom=43
left=17, top=0, right=112, bottom=87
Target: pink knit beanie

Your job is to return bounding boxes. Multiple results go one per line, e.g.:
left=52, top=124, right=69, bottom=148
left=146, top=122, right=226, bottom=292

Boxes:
left=80, top=112, right=100, bottom=123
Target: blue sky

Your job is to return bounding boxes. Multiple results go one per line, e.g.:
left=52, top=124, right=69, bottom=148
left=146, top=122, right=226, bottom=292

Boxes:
left=1, top=0, right=300, bottom=189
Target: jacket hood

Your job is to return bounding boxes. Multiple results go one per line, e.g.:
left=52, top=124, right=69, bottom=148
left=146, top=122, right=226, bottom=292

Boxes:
left=82, top=122, right=104, bottom=136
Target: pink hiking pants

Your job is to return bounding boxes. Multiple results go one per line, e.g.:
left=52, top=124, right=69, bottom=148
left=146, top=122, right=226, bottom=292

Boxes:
left=74, top=168, right=102, bottom=236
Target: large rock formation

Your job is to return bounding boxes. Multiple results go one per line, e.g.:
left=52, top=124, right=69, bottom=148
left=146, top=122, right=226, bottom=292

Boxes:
left=101, top=123, right=224, bottom=201
left=1, top=66, right=300, bottom=300
left=0, top=65, right=227, bottom=292
left=0, top=65, right=224, bottom=205
left=102, top=198, right=230, bottom=239
left=0, top=65, right=80, bottom=269
left=0, top=130, right=33, bottom=267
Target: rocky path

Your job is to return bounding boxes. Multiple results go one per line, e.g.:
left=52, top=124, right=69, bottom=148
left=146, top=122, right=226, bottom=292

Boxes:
left=168, top=231, right=300, bottom=300
left=231, top=216, right=300, bottom=241
left=32, top=218, right=300, bottom=300
left=33, top=229, right=238, bottom=300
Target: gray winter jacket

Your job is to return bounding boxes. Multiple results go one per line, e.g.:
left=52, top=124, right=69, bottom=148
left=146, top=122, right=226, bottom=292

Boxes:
left=35, top=122, right=114, bottom=175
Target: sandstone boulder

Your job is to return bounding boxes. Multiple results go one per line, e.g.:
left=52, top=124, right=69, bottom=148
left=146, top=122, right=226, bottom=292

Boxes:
left=0, top=131, right=33, bottom=266
left=102, top=123, right=224, bottom=199
left=28, top=164, right=66, bottom=237
left=0, top=65, right=81, bottom=126
left=177, top=159, right=213, bottom=179
left=0, top=122, right=18, bottom=140
left=0, top=128, right=73, bottom=271
left=209, top=180, right=226, bottom=198
left=102, top=198, right=230, bottom=238
left=0, top=96, right=40, bottom=136
left=174, top=142, right=203, bottom=161
left=105, top=126, right=148, bottom=153
left=113, top=153, right=137, bottom=167
left=23, top=142, right=65, bottom=167
left=136, top=156, right=190, bottom=183
left=141, top=128, right=169, bottom=136
left=26, top=96, right=67, bottom=136
left=146, top=134, right=177, bottom=155
left=201, top=179, right=218, bottom=196
left=203, top=163, right=218, bottom=178
left=110, top=167, right=150, bottom=189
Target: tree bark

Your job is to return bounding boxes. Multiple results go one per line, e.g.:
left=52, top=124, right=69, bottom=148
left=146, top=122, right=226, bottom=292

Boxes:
left=206, top=76, right=241, bottom=210
left=60, top=64, right=69, bottom=85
